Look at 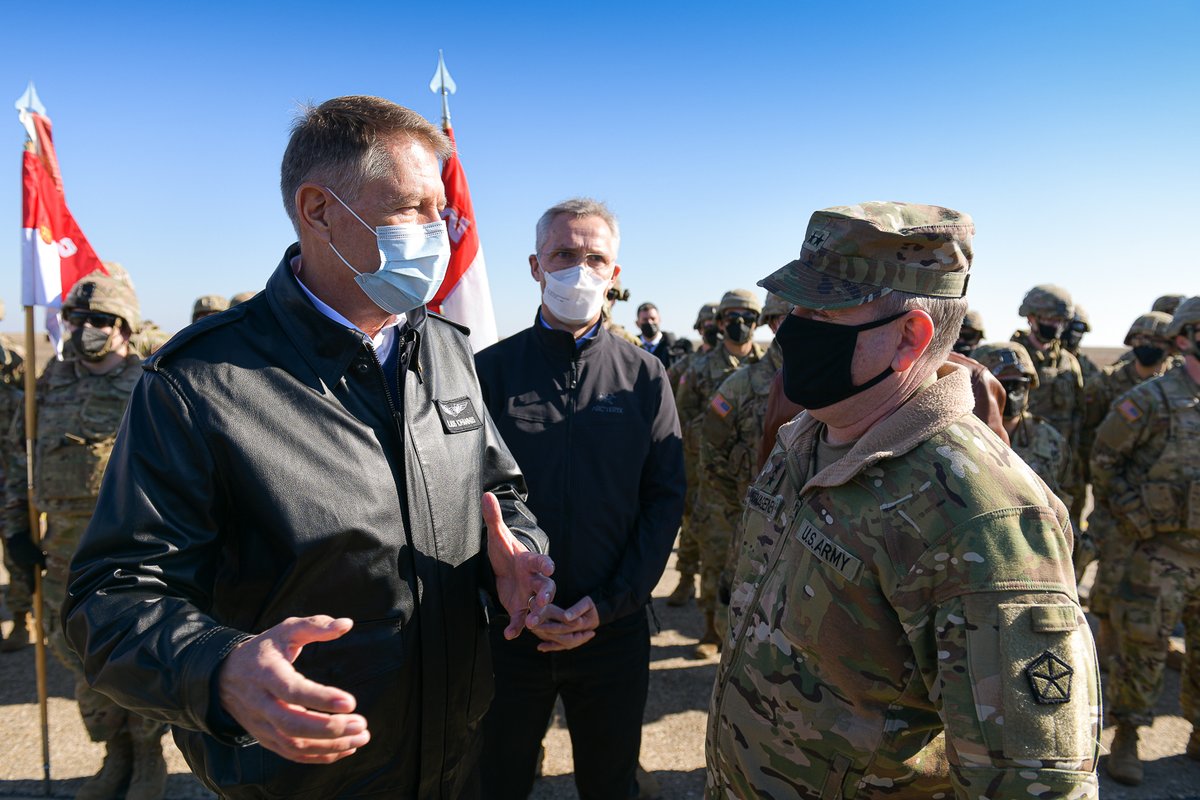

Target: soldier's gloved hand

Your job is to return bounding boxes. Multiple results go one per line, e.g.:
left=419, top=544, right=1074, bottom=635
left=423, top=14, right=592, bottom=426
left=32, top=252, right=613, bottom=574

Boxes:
left=718, top=570, right=732, bottom=606
left=5, top=535, right=46, bottom=584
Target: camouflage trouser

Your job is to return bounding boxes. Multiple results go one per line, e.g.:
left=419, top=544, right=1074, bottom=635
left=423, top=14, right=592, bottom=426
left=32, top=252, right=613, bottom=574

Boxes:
left=1107, top=539, right=1200, bottom=727
left=1086, top=504, right=1137, bottom=618
left=43, top=515, right=164, bottom=744
left=2, top=536, right=33, bottom=618
left=676, top=442, right=700, bottom=576
left=693, top=501, right=734, bottom=619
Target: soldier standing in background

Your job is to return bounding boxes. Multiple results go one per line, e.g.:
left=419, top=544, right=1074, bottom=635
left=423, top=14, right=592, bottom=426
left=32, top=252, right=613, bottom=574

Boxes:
left=1154, top=294, right=1186, bottom=315
left=1064, top=305, right=1101, bottom=574
left=670, top=290, right=765, bottom=627
left=693, top=293, right=789, bottom=658
left=708, top=202, right=1098, bottom=797
left=228, top=291, right=256, bottom=306
left=1091, top=295, right=1200, bottom=785
left=3, top=273, right=167, bottom=800
left=1087, top=311, right=1175, bottom=660
left=973, top=343, right=1073, bottom=508
left=0, top=296, right=32, bottom=653
left=952, top=308, right=985, bottom=356
left=666, top=302, right=718, bottom=394
left=191, top=294, right=229, bottom=323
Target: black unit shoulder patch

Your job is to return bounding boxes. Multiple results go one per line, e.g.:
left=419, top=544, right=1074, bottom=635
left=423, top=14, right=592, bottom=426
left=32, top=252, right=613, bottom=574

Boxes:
left=1025, top=650, right=1073, bottom=704
left=436, top=396, right=483, bottom=433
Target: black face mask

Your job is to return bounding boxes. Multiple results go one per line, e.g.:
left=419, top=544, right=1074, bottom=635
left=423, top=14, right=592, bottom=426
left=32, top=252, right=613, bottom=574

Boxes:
left=953, top=337, right=978, bottom=356
left=1132, top=344, right=1165, bottom=367
left=1002, top=384, right=1029, bottom=419
left=702, top=326, right=721, bottom=347
left=70, top=325, right=115, bottom=362
left=1061, top=330, right=1083, bottom=353
left=776, top=311, right=907, bottom=410
left=725, top=319, right=753, bottom=344
left=639, top=322, right=659, bottom=339
left=1036, top=322, right=1063, bottom=343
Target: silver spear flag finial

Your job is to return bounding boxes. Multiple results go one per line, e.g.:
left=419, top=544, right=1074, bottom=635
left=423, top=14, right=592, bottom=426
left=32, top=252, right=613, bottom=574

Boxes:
left=428, top=50, right=457, bottom=130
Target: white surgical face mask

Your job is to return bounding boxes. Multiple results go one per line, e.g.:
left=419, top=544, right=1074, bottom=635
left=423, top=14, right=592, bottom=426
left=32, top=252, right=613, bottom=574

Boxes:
left=540, top=264, right=610, bottom=326
left=325, top=187, right=450, bottom=315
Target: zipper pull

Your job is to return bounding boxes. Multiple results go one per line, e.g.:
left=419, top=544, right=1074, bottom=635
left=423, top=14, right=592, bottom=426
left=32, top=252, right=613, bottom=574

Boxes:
left=569, top=361, right=579, bottom=390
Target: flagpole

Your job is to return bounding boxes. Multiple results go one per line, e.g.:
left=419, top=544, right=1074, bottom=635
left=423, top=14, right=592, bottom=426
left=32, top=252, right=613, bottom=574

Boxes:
left=430, top=49, right=456, bottom=132
left=23, top=304, right=51, bottom=796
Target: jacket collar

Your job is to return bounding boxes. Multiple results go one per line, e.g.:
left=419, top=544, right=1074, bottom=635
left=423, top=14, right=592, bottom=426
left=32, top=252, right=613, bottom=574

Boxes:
left=781, top=361, right=976, bottom=493
left=531, top=308, right=606, bottom=359
left=266, top=244, right=424, bottom=390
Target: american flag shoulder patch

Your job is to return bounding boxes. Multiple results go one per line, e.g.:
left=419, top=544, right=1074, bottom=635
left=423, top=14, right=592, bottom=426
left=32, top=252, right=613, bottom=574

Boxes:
left=1117, top=398, right=1143, bottom=423
left=711, top=393, right=732, bottom=417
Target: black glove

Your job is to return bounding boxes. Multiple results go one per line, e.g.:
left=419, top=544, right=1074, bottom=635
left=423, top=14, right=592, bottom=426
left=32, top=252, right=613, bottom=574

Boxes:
left=5, top=534, right=46, bottom=585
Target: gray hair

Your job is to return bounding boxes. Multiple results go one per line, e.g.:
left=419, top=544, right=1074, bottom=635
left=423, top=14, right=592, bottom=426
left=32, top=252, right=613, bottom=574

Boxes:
left=280, top=96, right=453, bottom=235
left=872, top=290, right=969, bottom=372
left=534, top=198, right=620, bottom=253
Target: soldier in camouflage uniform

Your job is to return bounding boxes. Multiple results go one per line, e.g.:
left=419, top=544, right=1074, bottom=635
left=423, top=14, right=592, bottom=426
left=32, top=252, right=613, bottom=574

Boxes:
left=4, top=273, right=168, bottom=800
left=693, top=293, right=790, bottom=657
left=1090, top=296, right=1200, bottom=785
left=1087, top=311, right=1175, bottom=655
left=191, top=293, right=229, bottom=323
left=0, top=296, right=32, bottom=652
left=973, top=343, right=1073, bottom=508
left=1153, top=294, right=1186, bottom=315
left=952, top=308, right=984, bottom=356
left=666, top=302, right=719, bottom=394
left=708, top=202, right=1099, bottom=798
left=229, top=290, right=257, bottom=306
left=672, top=290, right=765, bottom=635
left=600, top=274, right=642, bottom=346
left=1063, top=305, right=1102, bottom=572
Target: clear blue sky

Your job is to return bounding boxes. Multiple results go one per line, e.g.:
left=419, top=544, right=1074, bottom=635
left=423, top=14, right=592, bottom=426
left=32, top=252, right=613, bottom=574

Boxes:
left=3, top=0, right=1197, bottom=346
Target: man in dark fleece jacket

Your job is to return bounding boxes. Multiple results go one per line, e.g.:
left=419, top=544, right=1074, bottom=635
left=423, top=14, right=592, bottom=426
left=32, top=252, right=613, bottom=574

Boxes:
left=474, top=198, right=685, bottom=800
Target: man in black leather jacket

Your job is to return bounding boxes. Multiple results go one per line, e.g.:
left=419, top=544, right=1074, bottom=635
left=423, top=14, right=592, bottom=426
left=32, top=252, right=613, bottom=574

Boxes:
left=475, top=199, right=685, bottom=799
left=62, top=96, right=555, bottom=800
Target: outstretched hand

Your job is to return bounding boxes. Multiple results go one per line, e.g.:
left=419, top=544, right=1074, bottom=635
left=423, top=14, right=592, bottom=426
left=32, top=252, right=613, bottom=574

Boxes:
left=483, top=492, right=556, bottom=639
left=217, top=616, right=369, bottom=764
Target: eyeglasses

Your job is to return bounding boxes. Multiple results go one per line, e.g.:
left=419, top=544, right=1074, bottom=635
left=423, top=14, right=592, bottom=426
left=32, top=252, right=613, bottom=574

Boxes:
left=538, top=249, right=614, bottom=271
left=723, top=311, right=758, bottom=325
left=65, top=310, right=119, bottom=329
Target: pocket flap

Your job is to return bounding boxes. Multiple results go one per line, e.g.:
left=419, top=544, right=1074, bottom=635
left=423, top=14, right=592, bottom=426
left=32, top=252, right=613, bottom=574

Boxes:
left=1031, top=605, right=1079, bottom=632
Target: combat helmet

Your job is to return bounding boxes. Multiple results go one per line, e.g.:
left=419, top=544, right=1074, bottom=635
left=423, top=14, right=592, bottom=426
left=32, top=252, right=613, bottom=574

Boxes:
left=972, top=342, right=1040, bottom=389
left=63, top=271, right=141, bottom=332
left=1152, top=294, right=1186, bottom=315
left=694, top=302, right=719, bottom=330
left=229, top=291, right=256, bottom=306
left=759, top=293, right=791, bottom=325
left=1124, top=311, right=1172, bottom=346
left=192, top=294, right=230, bottom=322
left=961, top=309, right=985, bottom=335
left=1018, top=284, right=1073, bottom=319
left=1165, top=296, right=1200, bottom=338
left=718, top=289, right=763, bottom=316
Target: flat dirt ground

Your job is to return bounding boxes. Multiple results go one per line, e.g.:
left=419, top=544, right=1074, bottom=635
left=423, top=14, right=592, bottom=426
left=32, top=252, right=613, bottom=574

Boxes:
left=2, top=552, right=1197, bottom=799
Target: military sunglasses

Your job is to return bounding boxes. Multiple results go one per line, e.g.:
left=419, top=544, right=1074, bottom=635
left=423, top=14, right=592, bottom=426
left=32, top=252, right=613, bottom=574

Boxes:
left=722, top=311, right=758, bottom=325
left=65, top=310, right=119, bottom=329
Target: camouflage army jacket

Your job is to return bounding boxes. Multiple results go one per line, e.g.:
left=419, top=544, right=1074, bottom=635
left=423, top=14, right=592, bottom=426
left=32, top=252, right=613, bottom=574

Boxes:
left=1095, top=358, right=1169, bottom=420
left=676, top=342, right=766, bottom=449
left=1091, top=364, right=1200, bottom=545
left=6, top=354, right=141, bottom=524
left=699, top=341, right=783, bottom=540
left=1009, top=412, right=1073, bottom=509
left=1012, top=330, right=1084, bottom=449
left=707, top=363, right=1099, bottom=799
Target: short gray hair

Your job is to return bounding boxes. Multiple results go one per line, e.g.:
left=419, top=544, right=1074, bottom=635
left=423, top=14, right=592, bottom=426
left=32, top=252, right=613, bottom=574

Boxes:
left=280, top=96, right=453, bottom=235
left=535, top=198, right=620, bottom=252
left=872, top=290, right=969, bottom=372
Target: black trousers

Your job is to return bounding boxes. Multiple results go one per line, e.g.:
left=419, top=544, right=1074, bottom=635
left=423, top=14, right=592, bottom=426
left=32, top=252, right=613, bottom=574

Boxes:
left=480, top=610, right=650, bottom=800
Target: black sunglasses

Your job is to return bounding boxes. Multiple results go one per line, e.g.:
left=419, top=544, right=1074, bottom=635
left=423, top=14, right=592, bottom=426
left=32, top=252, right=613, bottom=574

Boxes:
left=723, top=311, right=758, bottom=325
left=66, top=310, right=119, bottom=328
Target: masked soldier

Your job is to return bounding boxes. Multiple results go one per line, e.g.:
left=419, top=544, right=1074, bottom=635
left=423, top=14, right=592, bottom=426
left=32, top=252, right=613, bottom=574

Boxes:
left=191, top=294, right=229, bottom=323
left=973, top=343, right=1073, bottom=508
left=0, top=296, right=31, bottom=653
left=952, top=308, right=985, bottom=356
left=1091, top=296, right=1200, bottom=785
left=1061, top=305, right=1102, bottom=572
left=667, top=302, right=719, bottom=394
left=694, top=293, right=790, bottom=657
left=3, top=273, right=167, bottom=800
left=671, top=290, right=765, bottom=626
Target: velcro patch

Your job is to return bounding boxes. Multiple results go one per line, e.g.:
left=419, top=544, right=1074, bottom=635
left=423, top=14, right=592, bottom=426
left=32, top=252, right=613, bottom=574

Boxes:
left=436, top=396, right=483, bottom=433
left=795, top=520, right=862, bottom=583
left=1117, top=398, right=1143, bottom=423
left=745, top=486, right=783, bottom=521
left=710, top=393, right=732, bottom=417
left=1025, top=650, right=1073, bottom=704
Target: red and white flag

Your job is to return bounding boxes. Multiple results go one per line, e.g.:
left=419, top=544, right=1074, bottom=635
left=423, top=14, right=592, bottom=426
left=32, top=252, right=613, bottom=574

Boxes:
left=18, top=85, right=104, bottom=339
left=427, top=127, right=497, bottom=350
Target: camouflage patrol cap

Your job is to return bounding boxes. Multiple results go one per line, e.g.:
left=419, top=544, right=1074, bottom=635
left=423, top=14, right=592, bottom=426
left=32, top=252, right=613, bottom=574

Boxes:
left=961, top=309, right=985, bottom=334
left=192, top=294, right=229, bottom=320
left=1165, top=296, right=1200, bottom=338
left=63, top=272, right=141, bottom=332
left=758, top=201, right=973, bottom=310
left=1124, top=311, right=1172, bottom=346
left=1152, top=294, right=1186, bottom=315
left=759, top=293, right=791, bottom=324
left=694, top=302, right=719, bottom=329
left=1018, top=284, right=1073, bottom=319
left=972, top=342, right=1039, bottom=389
left=229, top=291, right=256, bottom=306
left=718, top=289, right=763, bottom=315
